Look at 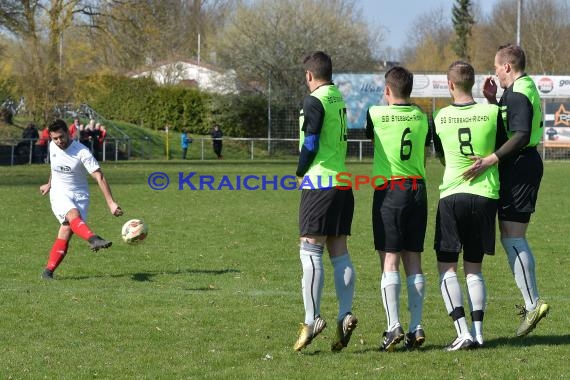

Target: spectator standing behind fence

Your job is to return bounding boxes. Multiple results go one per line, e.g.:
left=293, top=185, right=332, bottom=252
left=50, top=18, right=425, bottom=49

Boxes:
left=181, top=129, right=193, bottom=159
left=79, top=124, right=89, bottom=147
left=38, top=127, right=50, bottom=163
left=23, top=122, right=39, bottom=142
left=68, top=118, right=79, bottom=141
left=22, top=122, right=39, bottom=162
left=91, top=123, right=102, bottom=159
left=84, top=119, right=95, bottom=151
left=99, top=125, right=107, bottom=145
left=211, top=124, right=223, bottom=159
left=98, top=125, right=107, bottom=159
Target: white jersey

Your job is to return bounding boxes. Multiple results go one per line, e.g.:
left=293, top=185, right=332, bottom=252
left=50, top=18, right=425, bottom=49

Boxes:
left=49, top=140, right=100, bottom=193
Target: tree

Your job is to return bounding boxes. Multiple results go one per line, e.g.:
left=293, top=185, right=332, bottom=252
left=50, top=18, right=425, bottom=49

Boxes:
left=481, top=0, right=570, bottom=74
left=404, top=0, right=570, bottom=74
left=512, top=0, right=570, bottom=73
left=90, top=0, right=234, bottom=72
left=452, top=0, right=475, bottom=61
left=401, top=6, right=455, bottom=72
left=0, top=1, right=122, bottom=122
left=213, top=0, right=377, bottom=102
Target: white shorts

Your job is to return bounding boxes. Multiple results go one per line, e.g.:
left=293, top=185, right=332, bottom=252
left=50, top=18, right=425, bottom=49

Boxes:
left=50, top=190, right=90, bottom=224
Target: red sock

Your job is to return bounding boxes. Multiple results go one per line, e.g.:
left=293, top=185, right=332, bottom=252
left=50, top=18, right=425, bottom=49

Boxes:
left=69, top=217, right=95, bottom=241
left=46, top=239, right=69, bottom=271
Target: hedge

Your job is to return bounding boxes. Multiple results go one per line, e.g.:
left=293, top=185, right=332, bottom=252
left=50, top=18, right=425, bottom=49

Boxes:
left=76, top=75, right=267, bottom=137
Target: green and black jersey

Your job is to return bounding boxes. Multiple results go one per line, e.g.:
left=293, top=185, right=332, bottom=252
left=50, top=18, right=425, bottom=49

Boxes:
left=433, top=102, right=501, bottom=199
left=297, top=84, right=348, bottom=187
left=366, top=104, right=429, bottom=179
left=500, top=74, right=543, bottom=147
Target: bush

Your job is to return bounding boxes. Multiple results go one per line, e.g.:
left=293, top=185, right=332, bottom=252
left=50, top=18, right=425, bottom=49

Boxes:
left=78, top=75, right=268, bottom=137
left=0, top=107, right=13, bottom=124
left=205, top=93, right=267, bottom=137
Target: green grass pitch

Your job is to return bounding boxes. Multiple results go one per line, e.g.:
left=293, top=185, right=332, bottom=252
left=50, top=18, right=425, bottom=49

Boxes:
left=0, top=159, right=568, bottom=379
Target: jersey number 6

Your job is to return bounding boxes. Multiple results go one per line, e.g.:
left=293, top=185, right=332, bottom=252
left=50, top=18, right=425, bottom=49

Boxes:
left=400, top=127, right=412, bottom=160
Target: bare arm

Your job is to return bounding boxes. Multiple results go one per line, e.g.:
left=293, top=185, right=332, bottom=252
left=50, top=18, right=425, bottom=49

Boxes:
left=90, top=169, right=123, bottom=216
left=40, top=173, right=52, bottom=195
left=462, top=153, right=499, bottom=180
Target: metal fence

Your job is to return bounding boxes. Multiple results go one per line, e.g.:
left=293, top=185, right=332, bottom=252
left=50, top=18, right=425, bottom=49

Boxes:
left=1, top=137, right=569, bottom=166
left=0, top=137, right=138, bottom=165
left=177, top=137, right=375, bottom=161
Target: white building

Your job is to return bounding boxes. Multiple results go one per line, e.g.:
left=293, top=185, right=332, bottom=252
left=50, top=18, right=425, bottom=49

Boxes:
left=130, top=59, right=238, bottom=94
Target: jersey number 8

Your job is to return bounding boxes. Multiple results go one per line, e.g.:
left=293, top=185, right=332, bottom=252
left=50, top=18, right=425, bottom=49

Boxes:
left=458, top=127, right=474, bottom=156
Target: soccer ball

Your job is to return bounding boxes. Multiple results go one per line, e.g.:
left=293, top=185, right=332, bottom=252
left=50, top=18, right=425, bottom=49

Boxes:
left=121, top=219, right=148, bottom=243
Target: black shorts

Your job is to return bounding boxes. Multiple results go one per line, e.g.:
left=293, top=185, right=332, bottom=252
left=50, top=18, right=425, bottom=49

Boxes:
left=498, top=147, right=543, bottom=223
left=372, top=179, right=427, bottom=252
left=299, top=188, right=354, bottom=237
left=434, top=193, right=498, bottom=263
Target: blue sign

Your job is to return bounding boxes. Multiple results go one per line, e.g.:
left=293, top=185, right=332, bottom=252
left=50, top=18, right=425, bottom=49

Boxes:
left=333, top=73, right=385, bottom=129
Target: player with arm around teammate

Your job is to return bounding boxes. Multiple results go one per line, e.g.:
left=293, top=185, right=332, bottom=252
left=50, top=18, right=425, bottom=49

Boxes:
left=39, top=119, right=123, bottom=279
left=365, top=66, right=430, bottom=351
left=464, top=44, right=549, bottom=337
left=433, top=61, right=505, bottom=350
left=293, top=51, right=357, bottom=352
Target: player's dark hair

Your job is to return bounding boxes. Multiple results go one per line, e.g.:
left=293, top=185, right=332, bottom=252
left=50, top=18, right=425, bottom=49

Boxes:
left=447, top=61, right=475, bottom=93
left=385, top=66, right=413, bottom=98
left=303, top=51, right=332, bottom=82
left=48, top=119, right=68, bottom=133
left=497, top=43, right=526, bottom=71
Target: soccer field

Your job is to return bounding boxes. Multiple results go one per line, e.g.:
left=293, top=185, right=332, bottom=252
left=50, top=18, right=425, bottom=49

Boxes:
left=0, top=159, right=568, bottom=379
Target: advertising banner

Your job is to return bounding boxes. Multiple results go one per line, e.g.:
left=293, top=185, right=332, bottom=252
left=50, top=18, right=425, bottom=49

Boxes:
left=544, top=101, right=570, bottom=143
left=333, top=73, right=570, bottom=129
left=334, top=73, right=385, bottom=129
left=532, top=76, right=570, bottom=98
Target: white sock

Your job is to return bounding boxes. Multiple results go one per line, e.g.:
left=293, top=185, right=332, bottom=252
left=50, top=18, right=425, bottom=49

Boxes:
left=407, top=273, right=425, bottom=332
left=501, top=237, right=539, bottom=310
left=440, top=271, right=470, bottom=337
left=331, top=253, right=356, bottom=322
left=466, top=273, right=486, bottom=339
left=381, top=271, right=401, bottom=330
left=300, top=240, right=324, bottom=325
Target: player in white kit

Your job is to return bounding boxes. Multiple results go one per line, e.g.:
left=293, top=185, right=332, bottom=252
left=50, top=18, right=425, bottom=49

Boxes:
left=39, top=119, right=123, bottom=279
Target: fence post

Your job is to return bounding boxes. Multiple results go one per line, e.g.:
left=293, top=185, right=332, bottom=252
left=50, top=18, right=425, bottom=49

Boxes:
left=102, top=141, right=106, bottom=162
left=542, top=99, right=547, bottom=160
left=359, top=140, right=362, bottom=161
left=146, top=137, right=151, bottom=159
left=201, top=138, right=204, bottom=160
left=267, top=74, right=272, bottom=155
left=251, top=140, right=254, bottom=160
left=28, top=140, right=33, bottom=164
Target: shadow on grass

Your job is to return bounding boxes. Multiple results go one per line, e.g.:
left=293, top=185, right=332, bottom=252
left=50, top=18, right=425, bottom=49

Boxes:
left=346, top=335, right=570, bottom=354
left=484, top=334, right=570, bottom=347
left=63, top=268, right=240, bottom=283
left=351, top=343, right=446, bottom=354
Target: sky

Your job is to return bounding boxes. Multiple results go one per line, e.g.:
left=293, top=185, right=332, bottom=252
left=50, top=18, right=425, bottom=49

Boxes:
left=358, top=0, right=500, bottom=57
